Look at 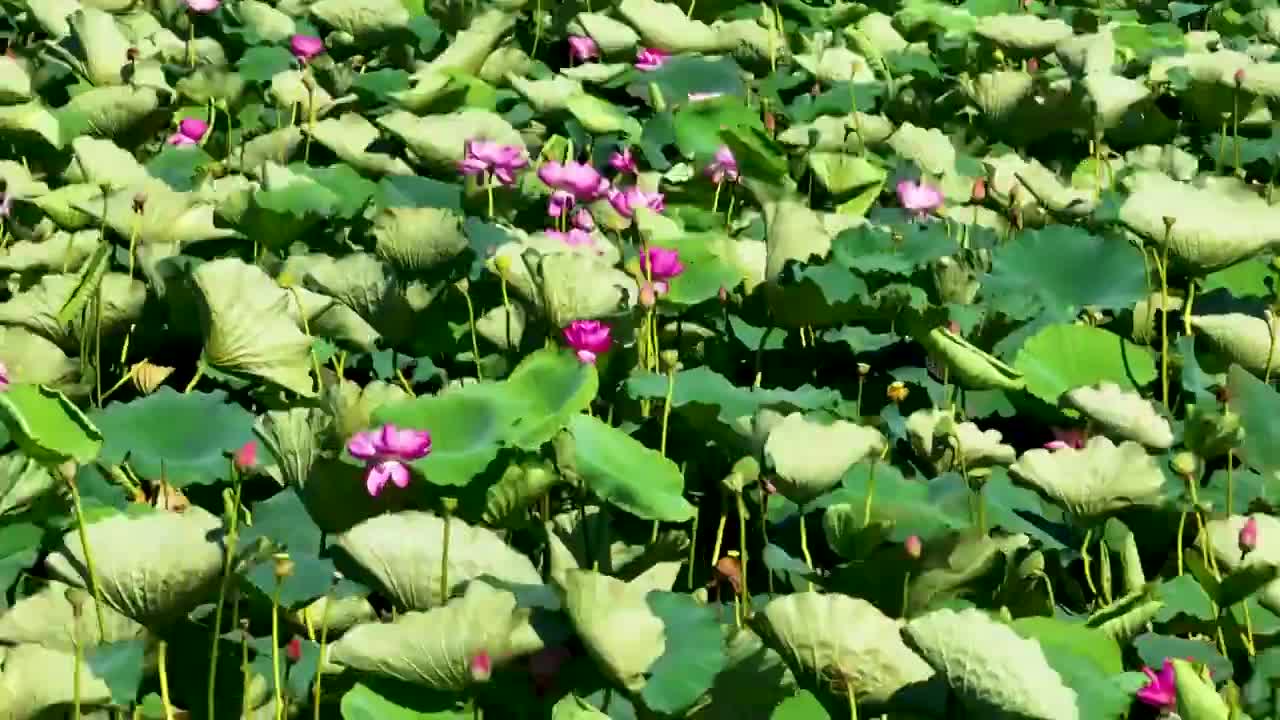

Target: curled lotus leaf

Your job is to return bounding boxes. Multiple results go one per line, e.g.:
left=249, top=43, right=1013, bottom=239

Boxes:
left=1119, top=171, right=1280, bottom=273
left=905, top=409, right=1015, bottom=476
left=1008, top=436, right=1165, bottom=520
left=45, top=506, right=225, bottom=626
left=1172, top=657, right=1230, bottom=720
left=377, top=109, right=524, bottom=170
left=0, top=644, right=113, bottom=720
left=508, top=74, right=584, bottom=113
left=420, top=9, right=516, bottom=78
left=70, top=8, right=132, bottom=86
left=74, top=181, right=238, bottom=247
left=323, top=379, right=408, bottom=445
left=561, top=569, right=666, bottom=693
left=1190, top=311, right=1280, bottom=378
left=856, top=13, right=909, bottom=54
left=914, top=324, right=1025, bottom=392
left=0, top=579, right=144, bottom=651
left=291, top=594, right=378, bottom=637
left=269, top=70, right=336, bottom=119
left=307, top=113, right=413, bottom=177
left=752, top=592, right=944, bottom=713
left=0, top=55, right=33, bottom=103
left=778, top=114, right=895, bottom=153
left=0, top=101, right=61, bottom=149
left=239, top=0, right=297, bottom=43
left=568, top=12, right=641, bottom=54
left=1055, top=30, right=1116, bottom=75
left=975, top=14, right=1074, bottom=52
left=907, top=533, right=1031, bottom=613
left=0, top=229, right=98, bottom=274
left=763, top=411, right=886, bottom=506
left=308, top=0, right=410, bottom=39
left=903, top=607, right=1080, bottom=720
left=1084, top=74, right=1153, bottom=131
left=1205, top=514, right=1280, bottom=615
left=476, top=302, right=527, bottom=351
left=372, top=206, right=469, bottom=272
left=0, top=161, right=48, bottom=199
left=0, top=273, right=145, bottom=351
left=229, top=127, right=304, bottom=177
left=795, top=45, right=876, bottom=85
left=254, top=406, right=330, bottom=488
left=329, top=582, right=530, bottom=691
left=1062, top=383, right=1174, bottom=450
left=960, top=71, right=1034, bottom=122
left=0, top=453, right=58, bottom=519
left=500, top=247, right=636, bottom=328
left=479, top=48, right=535, bottom=86
left=617, top=0, right=719, bottom=52
left=67, top=136, right=149, bottom=190
left=59, top=85, right=160, bottom=138
left=31, top=185, right=101, bottom=230
left=335, top=510, right=541, bottom=611
left=0, top=326, right=82, bottom=390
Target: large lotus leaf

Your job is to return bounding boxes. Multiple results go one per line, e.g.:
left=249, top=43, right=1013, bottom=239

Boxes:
left=907, top=533, right=1031, bottom=612
left=915, top=324, right=1025, bottom=392
left=975, top=14, right=1073, bottom=51
left=617, top=0, right=718, bottom=52
left=694, top=626, right=796, bottom=720
left=58, top=85, right=159, bottom=139
left=904, top=607, right=1079, bottom=720
left=778, top=114, right=894, bottom=153
left=0, top=56, right=33, bottom=103
left=288, top=253, right=410, bottom=339
left=1008, top=436, right=1166, bottom=520
left=269, top=70, right=335, bottom=118
left=475, top=302, right=526, bottom=351
left=291, top=594, right=378, bottom=637
left=323, top=380, right=407, bottom=445
left=91, top=388, right=255, bottom=488
left=67, top=136, right=149, bottom=189
left=483, top=460, right=563, bottom=527
left=807, top=152, right=886, bottom=195
left=1062, top=383, right=1173, bottom=450
left=421, top=9, right=516, bottom=77
left=45, top=506, right=224, bottom=626
left=960, top=71, right=1034, bottom=122
left=561, top=569, right=666, bottom=692
left=240, top=0, right=297, bottom=42
left=544, top=506, right=687, bottom=589
left=1191, top=312, right=1280, bottom=378
left=905, top=409, right=1015, bottom=476
left=74, top=182, right=237, bottom=247
left=307, top=114, right=413, bottom=177
left=255, top=406, right=330, bottom=489
left=0, top=384, right=101, bottom=464
left=761, top=195, right=835, bottom=281
left=372, top=206, right=469, bottom=272
left=1120, top=172, right=1280, bottom=273
left=229, top=127, right=304, bottom=176
left=377, top=110, right=523, bottom=170
left=753, top=592, right=943, bottom=713
left=507, top=74, right=584, bottom=113
left=0, top=453, right=58, bottom=519
left=569, top=13, right=640, bottom=54
left=1172, top=657, right=1229, bottom=720
left=70, top=8, right=132, bottom=86
left=192, top=258, right=317, bottom=398
left=564, top=413, right=694, bottom=522
left=0, top=643, right=113, bottom=720
left=308, top=0, right=410, bottom=39
left=796, top=45, right=875, bottom=85
left=0, top=100, right=63, bottom=148
left=887, top=122, right=958, bottom=179
left=334, top=510, right=540, bottom=611
left=536, top=252, right=636, bottom=327
left=0, top=272, right=145, bottom=350
left=1013, top=323, right=1157, bottom=405
left=1056, top=30, right=1116, bottom=75
left=764, top=411, right=885, bottom=506
left=31, top=185, right=101, bottom=230
left=1084, top=73, right=1152, bottom=130
left=0, top=327, right=81, bottom=390
left=565, top=93, right=642, bottom=136
left=0, top=579, right=144, bottom=651
left=329, top=582, right=529, bottom=690
left=1205, top=514, right=1280, bottom=615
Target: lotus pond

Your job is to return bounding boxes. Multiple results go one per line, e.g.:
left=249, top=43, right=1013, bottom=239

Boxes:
left=10, top=0, right=1280, bottom=718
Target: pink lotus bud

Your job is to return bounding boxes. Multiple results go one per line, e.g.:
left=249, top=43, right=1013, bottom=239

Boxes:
left=1241, top=517, right=1259, bottom=552
left=470, top=651, right=493, bottom=682
left=234, top=440, right=257, bottom=472
left=905, top=535, right=922, bottom=559
left=286, top=637, right=301, bottom=662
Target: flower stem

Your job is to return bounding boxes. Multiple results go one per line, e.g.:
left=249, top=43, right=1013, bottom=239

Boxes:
left=710, top=492, right=727, bottom=569
left=1157, top=241, right=1171, bottom=408
left=208, top=463, right=244, bottom=720
left=687, top=507, right=699, bottom=590
left=313, top=595, right=332, bottom=720
left=862, top=457, right=877, bottom=526
left=1080, top=527, right=1097, bottom=601
left=272, top=579, right=285, bottom=720
left=184, top=362, right=205, bottom=394
left=712, top=181, right=722, bottom=214
left=159, top=639, right=176, bottom=720
left=68, top=473, right=107, bottom=643
left=186, top=21, right=194, bottom=68
left=659, top=365, right=675, bottom=457
left=441, top=507, right=452, bottom=604
left=735, top=491, right=750, bottom=610
left=73, top=618, right=83, bottom=720
left=799, top=513, right=814, bottom=591
left=486, top=179, right=494, bottom=219
left=460, top=283, right=483, bottom=380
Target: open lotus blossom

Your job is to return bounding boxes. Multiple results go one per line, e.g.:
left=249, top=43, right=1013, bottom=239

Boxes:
left=1241, top=516, right=1259, bottom=552
left=896, top=179, right=943, bottom=218
left=705, top=145, right=739, bottom=184
left=234, top=440, right=257, bottom=472
left=640, top=246, right=684, bottom=294
left=608, top=186, right=664, bottom=218
left=568, top=35, right=599, bottom=63
left=688, top=92, right=724, bottom=102
left=1136, top=659, right=1176, bottom=711
left=168, top=117, right=208, bottom=146
left=563, top=320, right=613, bottom=364
left=572, top=207, right=595, bottom=231
left=547, top=228, right=594, bottom=248
left=609, top=147, right=638, bottom=174
left=458, top=140, right=529, bottom=185
left=185, top=0, right=220, bottom=12
left=635, top=47, right=669, bottom=71
left=0, top=361, right=8, bottom=391
left=347, top=424, right=432, bottom=497
left=290, top=34, right=324, bottom=63
left=547, top=190, right=576, bottom=218
left=1044, top=426, right=1087, bottom=451
left=538, top=161, right=610, bottom=200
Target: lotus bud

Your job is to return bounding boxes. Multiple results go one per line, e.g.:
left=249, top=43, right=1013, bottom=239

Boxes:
left=1171, top=451, right=1200, bottom=478
left=887, top=381, right=909, bottom=404
left=639, top=283, right=657, bottom=308
left=660, top=349, right=680, bottom=372
left=494, top=254, right=513, bottom=277
left=1214, top=384, right=1231, bottom=404
left=1235, top=68, right=1245, bottom=86
left=715, top=555, right=743, bottom=595
left=762, top=476, right=778, bottom=495
left=441, top=496, right=459, bottom=515
left=1161, top=216, right=1176, bottom=233
left=273, top=553, right=295, bottom=581
left=905, top=534, right=923, bottom=559
left=286, top=637, right=302, bottom=662
left=972, top=177, right=987, bottom=202
left=1026, top=57, right=1039, bottom=73
left=732, top=456, right=761, bottom=484
left=127, top=47, right=140, bottom=62
left=857, top=362, right=871, bottom=376
left=763, top=109, right=776, bottom=134
left=1240, top=516, right=1259, bottom=552
left=65, top=587, right=91, bottom=618
left=234, top=440, right=257, bottom=472
left=470, top=650, right=493, bottom=683
left=132, top=192, right=147, bottom=214
left=718, top=286, right=729, bottom=304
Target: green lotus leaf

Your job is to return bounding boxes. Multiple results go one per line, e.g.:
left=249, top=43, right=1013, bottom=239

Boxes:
left=192, top=258, right=317, bottom=398
left=483, top=460, right=563, bottom=527
left=507, top=74, right=583, bottom=113
left=372, top=206, right=468, bottom=271
left=0, top=579, right=144, bottom=651
left=91, top=388, right=255, bottom=488
left=0, top=55, right=34, bottom=103
left=562, top=62, right=631, bottom=84
left=0, top=160, right=48, bottom=199
left=617, top=0, right=718, bottom=52
left=1084, top=73, right=1152, bottom=130
left=1205, top=514, right=1280, bottom=615
left=31, top=185, right=101, bottom=230
left=1123, top=144, right=1198, bottom=182
left=959, top=70, right=1034, bottom=122
left=807, top=152, right=886, bottom=195
left=229, top=127, right=304, bottom=176
left=0, top=100, right=63, bottom=148
left=0, top=229, right=99, bottom=273
left=335, top=510, right=541, bottom=611
left=569, top=12, right=640, bottom=54
left=553, top=695, right=611, bottom=719
left=564, top=413, right=695, bottom=522
left=907, top=532, right=1031, bottom=612
left=421, top=9, right=516, bottom=77
left=561, top=569, right=666, bottom=692
left=1190, top=311, right=1280, bottom=378
left=763, top=411, right=885, bottom=506
left=377, top=109, right=523, bottom=170
left=529, top=250, right=636, bottom=327
left=694, top=626, right=796, bottom=720
left=753, top=592, right=943, bottom=712
left=566, top=93, right=642, bottom=137
left=67, top=136, right=149, bottom=189
left=887, top=122, right=958, bottom=179
left=287, top=252, right=411, bottom=341
left=0, top=453, right=58, bottom=520
left=976, top=14, right=1073, bottom=51
left=478, top=47, right=533, bottom=85
left=0, top=384, right=101, bottom=464
left=240, top=0, right=298, bottom=43
left=195, top=174, right=258, bottom=226
left=778, top=114, right=894, bottom=153
left=323, top=380, right=407, bottom=446
left=308, top=0, right=410, bottom=39
left=255, top=406, right=330, bottom=489
left=545, top=506, right=688, bottom=590
left=0, top=272, right=145, bottom=350
left=58, top=85, right=159, bottom=139
left=914, top=324, right=1025, bottom=392
left=905, top=409, right=1015, bottom=476
left=475, top=302, right=526, bottom=351
left=904, top=607, right=1079, bottom=720
left=796, top=45, right=875, bottom=85
left=307, top=113, right=413, bottom=177
left=0, top=327, right=82, bottom=391
left=1013, top=323, right=1156, bottom=405
left=0, top=644, right=113, bottom=720
left=70, top=8, right=132, bottom=86
left=329, top=581, right=529, bottom=690
left=1172, top=657, right=1229, bottom=720
left=1009, top=436, right=1166, bottom=520
left=1120, top=171, right=1280, bottom=273
left=269, top=70, right=335, bottom=119
left=291, top=594, right=378, bottom=638
left=45, top=506, right=224, bottom=626
left=1062, top=383, right=1173, bottom=450
left=74, top=181, right=238, bottom=247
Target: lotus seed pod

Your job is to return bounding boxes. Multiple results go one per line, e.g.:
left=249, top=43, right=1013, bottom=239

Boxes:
left=1171, top=451, right=1200, bottom=477
left=857, top=362, right=871, bottom=376
left=494, top=254, right=513, bottom=276
left=132, top=192, right=147, bottom=213
left=716, top=555, right=743, bottom=595
left=132, top=360, right=175, bottom=395
left=721, top=471, right=746, bottom=493
left=718, top=285, right=729, bottom=304
left=1027, top=57, right=1039, bottom=73
left=887, top=381, right=909, bottom=404
left=1234, top=67, right=1246, bottom=85
left=286, top=636, right=302, bottom=662
left=65, top=587, right=90, bottom=617
left=660, top=349, right=680, bottom=372
left=441, top=496, right=459, bottom=514
left=273, top=553, right=295, bottom=580
left=732, top=456, right=761, bottom=483
left=234, top=440, right=257, bottom=472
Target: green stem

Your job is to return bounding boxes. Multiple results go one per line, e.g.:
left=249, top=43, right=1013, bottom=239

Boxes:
left=441, top=510, right=452, bottom=603
left=687, top=507, right=699, bottom=590
left=68, top=476, right=107, bottom=643
left=1081, top=527, right=1097, bottom=601
left=313, top=595, right=332, bottom=720
left=186, top=20, right=194, bottom=68
left=184, top=362, right=204, bottom=394
left=272, top=580, right=285, bottom=720
left=799, top=513, right=814, bottom=591
left=1158, top=241, right=1170, bottom=408
left=862, top=457, right=877, bottom=526
left=460, top=283, right=483, bottom=380
left=159, top=639, right=176, bottom=720
left=712, top=180, right=722, bottom=214
left=735, top=492, right=750, bottom=610
left=659, top=367, right=675, bottom=456
left=73, top=617, right=83, bottom=720
left=846, top=679, right=858, bottom=720
left=711, top=495, right=727, bottom=571
left=208, top=464, right=244, bottom=720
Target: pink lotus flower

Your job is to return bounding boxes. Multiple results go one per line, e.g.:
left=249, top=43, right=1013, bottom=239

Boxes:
left=1136, top=659, right=1176, bottom=711
left=167, top=117, right=208, bottom=147
left=346, top=424, right=432, bottom=497
left=470, top=651, right=493, bottom=683
left=290, top=35, right=324, bottom=63
left=538, top=161, right=610, bottom=201
left=547, top=190, right=576, bottom=218
left=609, top=148, right=638, bottom=174
left=563, top=320, right=613, bottom=364
left=688, top=92, right=723, bottom=102
left=1241, top=516, right=1259, bottom=552
left=568, top=35, right=599, bottom=63
left=640, top=246, right=684, bottom=294
left=0, top=361, right=8, bottom=391
left=705, top=145, right=739, bottom=184
left=608, top=186, right=665, bottom=218
left=458, top=140, right=529, bottom=186
left=185, top=0, right=220, bottom=12
left=635, top=47, right=669, bottom=71
left=547, top=229, right=594, bottom=248
left=1043, top=426, right=1087, bottom=451
left=897, top=179, right=943, bottom=218
left=572, top=208, right=595, bottom=231
left=234, top=440, right=257, bottom=472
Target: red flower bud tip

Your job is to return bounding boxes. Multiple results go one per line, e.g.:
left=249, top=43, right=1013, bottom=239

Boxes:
left=470, top=651, right=493, bottom=683
left=1235, top=68, right=1246, bottom=86
left=718, top=286, right=729, bottom=304
left=972, top=177, right=987, bottom=202
left=234, top=440, right=257, bottom=472
left=286, top=637, right=301, bottom=663
left=1240, top=516, right=1259, bottom=552
left=1027, top=57, right=1039, bottom=73
left=947, top=320, right=961, bottom=335
left=639, top=283, right=657, bottom=308
left=763, top=110, right=776, bottom=134
left=905, top=535, right=923, bottom=559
